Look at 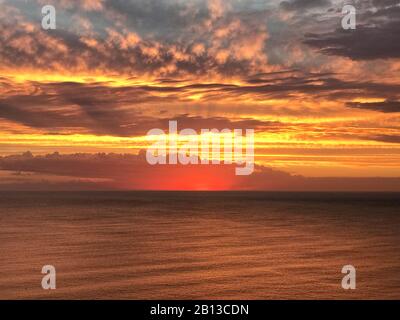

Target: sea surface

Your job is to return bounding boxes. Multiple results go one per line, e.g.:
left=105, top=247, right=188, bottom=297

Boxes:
left=0, top=191, right=399, bottom=299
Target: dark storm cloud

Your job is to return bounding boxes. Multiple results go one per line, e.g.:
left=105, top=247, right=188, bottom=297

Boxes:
left=347, top=100, right=400, bottom=113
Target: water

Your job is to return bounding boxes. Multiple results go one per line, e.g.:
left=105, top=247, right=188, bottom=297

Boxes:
left=0, top=191, right=399, bottom=299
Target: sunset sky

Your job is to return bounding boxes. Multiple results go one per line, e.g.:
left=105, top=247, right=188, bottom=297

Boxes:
left=1, top=0, right=400, bottom=190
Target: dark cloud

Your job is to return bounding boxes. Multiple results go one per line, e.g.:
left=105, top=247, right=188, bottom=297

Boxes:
left=1, top=152, right=400, bottom=191
left=225, top=74, right=400, bottom=101
left=280, top=0, right=331, bottom=11
left=347, top=100, right=400, bottom=113
left=304, top=1, right=400, bottom=60
left=0, top=151, right=298, bottom=190
left=367, top=135, right=400, bottom=144
left=304, top=21, right=400, bottom=60
left=0, top=79, right=283, bottom=136
left=2, top=72, right=400, bottom=136
left=372, top=0, right=400, bottom=8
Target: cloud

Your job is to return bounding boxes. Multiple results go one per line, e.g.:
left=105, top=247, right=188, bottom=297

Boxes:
left=304, top=22, right=400, bottom=60
left=304, top=1, right=400, bottom=60
left=1, top=152, right=400, bottom=191
left=347, top=100, right=400, bottom=113
left=0, top=78, right=284, bottom=135
left=366, top=135, right=400, bottom=144
left=0, top=151, right=295, bottom=190
left=280, top=0, right=331, bottom=11
left=2, top=70, right=400, bottom=137
left=1, top=0, right=400, bottom=184
left=0, top=0, right=271, bottom=77
left=1, top=70, right=399, bottom=137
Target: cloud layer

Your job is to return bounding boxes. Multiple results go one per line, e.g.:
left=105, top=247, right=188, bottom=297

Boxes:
left=1, top=0, right=400, bottom=188
left=2, top=152, right=400, bottom=191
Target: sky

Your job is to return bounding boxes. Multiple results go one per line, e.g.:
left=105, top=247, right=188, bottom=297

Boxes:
left=0, top=0, right=400, bottom=190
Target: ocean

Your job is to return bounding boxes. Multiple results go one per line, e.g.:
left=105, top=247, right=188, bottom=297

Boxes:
left=0, top=191, right=399, bottom=299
